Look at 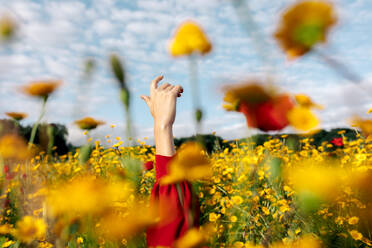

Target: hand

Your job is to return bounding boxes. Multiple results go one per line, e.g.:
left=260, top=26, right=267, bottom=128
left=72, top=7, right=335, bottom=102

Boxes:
left=141, top=75, right=184, bottom=128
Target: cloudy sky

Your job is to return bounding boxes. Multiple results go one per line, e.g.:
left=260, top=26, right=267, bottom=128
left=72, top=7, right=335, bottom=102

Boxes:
left=0, top=0, right=371, bottom=145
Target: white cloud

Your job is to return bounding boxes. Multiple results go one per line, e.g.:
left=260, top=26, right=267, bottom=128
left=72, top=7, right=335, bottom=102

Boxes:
left=0, top=0, right=370, bottom=146
left=93, top=19, right=115, bottom=35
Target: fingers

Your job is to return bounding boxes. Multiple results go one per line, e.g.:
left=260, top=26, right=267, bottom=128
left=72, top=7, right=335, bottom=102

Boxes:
left=172, top=85, right=183, bottom=94
left=170, top=85, right=183, bottom=97
left=151, top=75, right=163, bottom=90
left=159, top=82, right=171, bottom=90
left=140, top=95, right=151, bottom=108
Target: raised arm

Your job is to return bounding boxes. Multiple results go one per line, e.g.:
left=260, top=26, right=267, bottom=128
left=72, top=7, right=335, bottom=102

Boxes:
left=140, top=75, right=183, bottom=156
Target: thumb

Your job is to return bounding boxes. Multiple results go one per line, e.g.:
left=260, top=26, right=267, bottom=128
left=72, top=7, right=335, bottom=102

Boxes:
left=140, top=95, right=151, bottom=107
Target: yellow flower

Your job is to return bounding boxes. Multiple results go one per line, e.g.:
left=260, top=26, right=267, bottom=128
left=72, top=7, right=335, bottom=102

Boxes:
left=173, top=227, right=208, bottom=248
left=12, top=216, right=46, bottom=244
left=0, top=15, right=16, bottom=41
left=231, top=195, right=243, bottom=205
left=2, top=240, right=15, bottom=248
left=287, top=106, right=319, bottom=131
left=294, top=234, right=322, bottom=248
left=5, top=112, right=28, bottom=121
left=47, top=176, right=131, bottom=217
left=351, top=117, right=372, bottom=136
left=96, top=205, right=158, bottom=241
left=349, top=230, right=363, bottom=241
left=38, top=241, right=54, bottom=248
left=348, top=216, right=359, bottom=225
left=233, top=242, right=245, bottom=248
left=285, top=162, right=346, bottom=201
left=274, top=0, right=337, bottom=59
left=295, top=94, right=323, bottom=109
left=209, top=212, right=219, bottom=222
left=262, top=206, right=270, bottom=216
left=74, top=117, right=105, bottom=130
left=0, top=134, right=32, bottom=160
left=169, top=21, right=212, bottom=57
left=230, top=216, right=238, bottom=223
left=22, top=80, right=61, bottom=98
left=160, top=142, right=212, bottom=185
left=0, top=224, right=13, bottom=234
left=77, top=237, right=84, bottom=244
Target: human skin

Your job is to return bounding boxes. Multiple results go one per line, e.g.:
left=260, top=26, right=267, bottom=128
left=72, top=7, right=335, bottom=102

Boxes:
left=140, top=75, right=184, bottom=156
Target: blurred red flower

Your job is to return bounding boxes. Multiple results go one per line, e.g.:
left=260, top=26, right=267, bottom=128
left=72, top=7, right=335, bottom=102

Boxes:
left=238, top=95, right=294, bottom=131
left=223, top=82, right=294, bottom=131
left=330, top=137, right=343, bottom=147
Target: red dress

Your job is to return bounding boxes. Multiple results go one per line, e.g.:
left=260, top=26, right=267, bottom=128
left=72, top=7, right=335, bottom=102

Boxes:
left=146, top=154, right=200, bottom=247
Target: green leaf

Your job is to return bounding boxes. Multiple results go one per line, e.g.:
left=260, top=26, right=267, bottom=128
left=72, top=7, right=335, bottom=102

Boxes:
left=109, top=54, right=126, bottom=89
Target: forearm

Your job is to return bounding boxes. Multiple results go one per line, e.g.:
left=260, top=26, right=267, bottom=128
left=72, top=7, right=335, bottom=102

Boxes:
left=154, top=123, right=175, bottom=156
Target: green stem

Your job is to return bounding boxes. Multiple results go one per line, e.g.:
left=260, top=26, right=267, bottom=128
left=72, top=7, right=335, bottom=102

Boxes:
left=28, top=96, right=48, bottom=149
left=189, top=54, right=202, bottom=135
left=232, top=0, right=275, bottom=81
left=314, top=48, right=362, bottom=83
left=125, top=106, right=133, bottom=146
left=47, top=124, right=54, bottom=156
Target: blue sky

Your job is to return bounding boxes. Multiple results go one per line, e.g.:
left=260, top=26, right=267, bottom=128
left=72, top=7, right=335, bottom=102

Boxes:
left=0, top=0, right=371, bottom=145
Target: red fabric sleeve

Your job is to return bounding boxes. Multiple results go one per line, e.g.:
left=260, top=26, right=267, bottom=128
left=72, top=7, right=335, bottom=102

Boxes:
left=146, top=154, right=200, bottom=247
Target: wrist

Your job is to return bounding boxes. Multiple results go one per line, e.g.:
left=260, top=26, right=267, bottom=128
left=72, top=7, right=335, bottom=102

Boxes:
left=154, top=123, right=175, bottom=156
left=154, top=122, right=173, bottom=131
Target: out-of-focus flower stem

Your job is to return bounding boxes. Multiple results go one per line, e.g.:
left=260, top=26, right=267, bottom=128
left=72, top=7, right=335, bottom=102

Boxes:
left=231, top=0, right=275, bottom=81
left=47, top=124, right=54, bottom=156
left=121, top=88, right=133, bottom=146
left=28, top=96, right=47, bottom=149
left=189, top=54, right=201, bottom=133
left=314, top=48, right=362, bottom=83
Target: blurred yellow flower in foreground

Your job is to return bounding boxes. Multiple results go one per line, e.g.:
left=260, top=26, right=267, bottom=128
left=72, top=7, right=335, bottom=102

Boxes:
left=47, top=176, right=132, bottom=217
left=233, top=242, right=263, bottom=248
left=74, top=117, right=105, bottom=130
left=12, top=216, right=46, bottom=244
left=5, top=112, right=28, bottom=121
left=22, top=80, right=61, bottom=99
left=97, top=204, right=158, bottom=241
left=0, top=134, right=32, bottom=160
left=173, top=227, right=208, bottom=248
left=0, top=15, right=16, bottom=41
left=0, top=224, right=13, bottom=235
left=169, top=21, right=212, bottom=57
left=285, top=161, right=347, bottom=201
left=295, top=94, right=323, bottom=109
left=274, top=0, right=337, bottom=59
left=271, top=234, right=321, bottom=248
left=351, top=117, right=372, bottom=136
left=160, top=142, right=212, bottom=185
left=287, top=106, right=319, bottom=131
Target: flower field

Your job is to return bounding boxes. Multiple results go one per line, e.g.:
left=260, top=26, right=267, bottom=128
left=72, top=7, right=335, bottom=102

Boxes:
left=1, top=132, right=372, bottom=247
left=1, top=0, right=372, bottom=247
